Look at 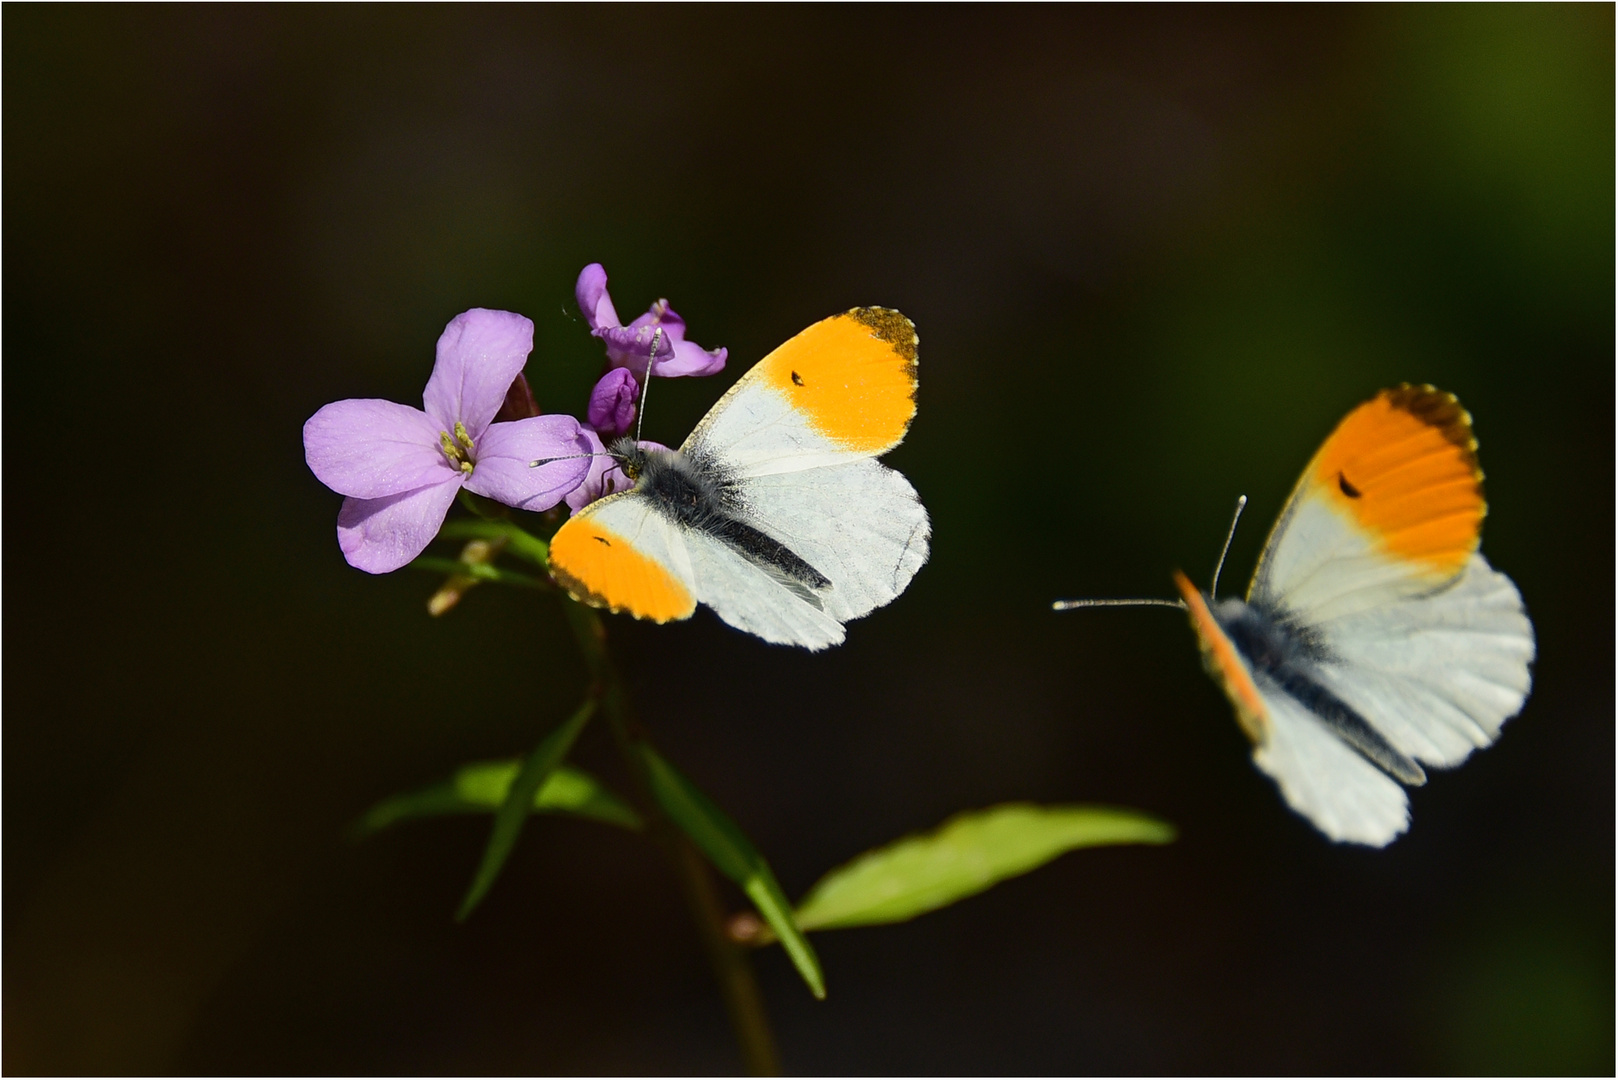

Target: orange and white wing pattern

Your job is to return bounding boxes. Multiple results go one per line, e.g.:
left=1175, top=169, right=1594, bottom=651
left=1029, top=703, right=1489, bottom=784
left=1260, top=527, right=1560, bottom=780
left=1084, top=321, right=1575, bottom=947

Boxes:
left=1174, top=387, right=1533, bottom=845
left=548, top=492, right=698, bottom=625
left=1252, top=386, right=1533, bottom=768
left=1250, top=385, right=1487, bottom=618
left=684, top=307, right=919, bottom=477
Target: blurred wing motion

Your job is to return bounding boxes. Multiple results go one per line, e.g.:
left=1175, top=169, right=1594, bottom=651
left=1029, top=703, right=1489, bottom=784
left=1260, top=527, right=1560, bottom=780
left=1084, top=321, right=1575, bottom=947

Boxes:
left=550, top=308, right=930, bottom=650
left=1178, top=386, right=1534, bottom=845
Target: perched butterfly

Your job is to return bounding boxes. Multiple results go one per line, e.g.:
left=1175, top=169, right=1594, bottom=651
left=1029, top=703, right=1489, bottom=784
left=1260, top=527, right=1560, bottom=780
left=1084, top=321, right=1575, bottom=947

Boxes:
left=547, top=308, right=929, bottom=650
left=1056, top=385, right=1534, bottom=846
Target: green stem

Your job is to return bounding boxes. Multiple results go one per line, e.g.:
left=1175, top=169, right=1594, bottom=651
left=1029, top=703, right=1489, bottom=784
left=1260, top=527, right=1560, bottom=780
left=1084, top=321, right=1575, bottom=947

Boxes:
left=408, top=556, right=548, bottom=589
left=438, top=516, right=553, bottom=567
left=561, top=601, right=782, bottom=1076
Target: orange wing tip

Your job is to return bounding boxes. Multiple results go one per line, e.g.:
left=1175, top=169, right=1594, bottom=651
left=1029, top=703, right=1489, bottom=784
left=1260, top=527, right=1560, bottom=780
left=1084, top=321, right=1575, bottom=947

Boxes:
left=847, top=306, right=920, bottom=368
left=1381, top=384, right=1483, bottom=480
left=1172, top=570, right=1270, bottom=745
left=548, top=519, right=697, bottom=624
left=1310, top=384, right=1487, bottom=576
left=760, top=308, right=920, bottom=454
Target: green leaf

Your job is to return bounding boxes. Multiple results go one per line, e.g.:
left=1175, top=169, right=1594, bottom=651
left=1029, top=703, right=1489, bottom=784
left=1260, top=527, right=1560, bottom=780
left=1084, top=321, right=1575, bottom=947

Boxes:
left=637, top=743, right=826, bottom=1000
left=456, top=700, right=596, bottom=921
left=793, top=803, right=1175, bottom=932
left=351, top=761, right=642, bottom=838
left=438, top=517, right=551, bottom=567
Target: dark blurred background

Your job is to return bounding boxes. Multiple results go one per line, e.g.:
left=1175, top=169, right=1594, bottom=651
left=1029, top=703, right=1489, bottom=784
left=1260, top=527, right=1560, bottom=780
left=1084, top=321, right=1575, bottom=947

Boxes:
left=6, top=6, right=1612, bottom=1075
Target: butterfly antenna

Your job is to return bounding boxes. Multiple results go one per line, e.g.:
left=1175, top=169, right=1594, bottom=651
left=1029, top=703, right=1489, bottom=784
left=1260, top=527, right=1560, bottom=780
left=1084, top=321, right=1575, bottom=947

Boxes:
left=1209, top=494, right=1248, bottom=600
left=633, top=327, right=663, bottom=446
left=1051, top=597, right=1185, bottom=611
left=529, top=449, right=616, bottom=468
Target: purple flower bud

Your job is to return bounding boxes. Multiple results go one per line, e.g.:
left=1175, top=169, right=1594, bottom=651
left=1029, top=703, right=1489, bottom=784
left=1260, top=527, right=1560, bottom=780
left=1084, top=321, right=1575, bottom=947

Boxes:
left=493, top=372, right=541, bottom=423
left=587, top=367, right=640, bottom=439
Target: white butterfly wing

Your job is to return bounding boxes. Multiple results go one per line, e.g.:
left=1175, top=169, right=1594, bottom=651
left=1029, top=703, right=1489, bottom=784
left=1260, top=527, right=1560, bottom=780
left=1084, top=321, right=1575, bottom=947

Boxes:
left=1253, top=686, right=1412, bottom=846
left=548, top=491, right=701, bottom=624
left=731, top=458, right=930, bottom=624
left=678, top=528, right=848, bottom=650
left=1309, top=554, right=1535, bottom=768
left=1177, top=572, right=1411, bottom=846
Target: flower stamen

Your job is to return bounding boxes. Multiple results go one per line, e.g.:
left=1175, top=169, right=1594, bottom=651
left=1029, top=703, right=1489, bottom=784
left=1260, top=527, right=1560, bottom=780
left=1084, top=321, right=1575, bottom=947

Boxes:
left=439, top=428, right=477, bottom=472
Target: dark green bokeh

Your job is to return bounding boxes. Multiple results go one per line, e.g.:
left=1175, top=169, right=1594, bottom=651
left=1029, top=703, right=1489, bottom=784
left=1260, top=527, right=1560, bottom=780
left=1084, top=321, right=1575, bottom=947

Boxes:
left=6, top=7, right=1611, bottom=1074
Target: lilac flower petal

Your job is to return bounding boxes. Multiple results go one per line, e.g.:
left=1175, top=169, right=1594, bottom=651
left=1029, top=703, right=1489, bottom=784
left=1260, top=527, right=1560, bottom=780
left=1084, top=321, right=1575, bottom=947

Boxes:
left=575, top=263, right=619, bottom=332
left=598, top=324, right=676, bottom=378
left=464, top=415, right=594, bottom=511
left=565, top=429, right=615, bottom=514
left=587, top=367, right=640, bottom=437
left=665, top=338, right=728, bottom=378
left=336, top=480, right=461, bottom=574
left=423, top=309, right=536, bottom=438
left=575, top=264, right=728, bottom=380
left=625, top=301, right=688, bottom=341
left=304, top=398, right=450, bottom=499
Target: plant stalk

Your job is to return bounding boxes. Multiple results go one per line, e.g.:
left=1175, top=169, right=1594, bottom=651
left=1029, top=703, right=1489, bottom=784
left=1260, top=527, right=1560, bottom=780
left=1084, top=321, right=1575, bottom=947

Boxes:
left=562, top=600, right=782, bottom=1076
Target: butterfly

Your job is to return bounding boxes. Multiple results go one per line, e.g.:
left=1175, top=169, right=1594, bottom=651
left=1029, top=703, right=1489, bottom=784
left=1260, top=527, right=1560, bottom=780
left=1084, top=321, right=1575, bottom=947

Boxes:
left=548, top=308, right=930, bottom=651
left=1057, top=385, right=1535, bottom=846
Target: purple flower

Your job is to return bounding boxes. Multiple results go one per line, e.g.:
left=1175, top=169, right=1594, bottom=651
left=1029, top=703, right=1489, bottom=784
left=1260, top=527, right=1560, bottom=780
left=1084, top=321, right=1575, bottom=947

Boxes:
left=304, top=308, right=593, bottom=574
left=576, top=263, right=727, bottom=379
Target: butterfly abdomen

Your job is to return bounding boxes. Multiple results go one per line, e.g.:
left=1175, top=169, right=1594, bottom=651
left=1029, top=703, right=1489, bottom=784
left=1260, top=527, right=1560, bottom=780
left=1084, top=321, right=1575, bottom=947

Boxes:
left=1217, top=601, right=1426, bottom=786
left=637, top=447, right=830, bottom=590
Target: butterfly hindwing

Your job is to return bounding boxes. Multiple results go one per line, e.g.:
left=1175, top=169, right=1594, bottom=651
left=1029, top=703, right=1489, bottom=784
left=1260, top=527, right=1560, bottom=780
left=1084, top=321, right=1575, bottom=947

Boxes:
left=730, top=458, right=930, bottom=624
left=1307, top=553, right=1534, bottom=769
left=549, top=493, right=698, bottom=624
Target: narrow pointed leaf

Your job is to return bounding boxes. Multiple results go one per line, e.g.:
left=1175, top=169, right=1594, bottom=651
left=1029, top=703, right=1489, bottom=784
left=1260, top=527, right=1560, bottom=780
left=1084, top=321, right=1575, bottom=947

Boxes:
left=453, top=761, right=641, bottom=829
left=351, top=760, right=642, bottom=838
left=637, top=743, right=825, bottom=1000
left=456, top=700, right=596, bottom=921
left=793, top=803, right=1174, bottom=932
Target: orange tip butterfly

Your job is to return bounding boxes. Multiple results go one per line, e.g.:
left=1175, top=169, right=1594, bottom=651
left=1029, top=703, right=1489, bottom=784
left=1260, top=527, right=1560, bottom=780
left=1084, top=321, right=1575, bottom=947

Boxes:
left=1056, top=385, right=1534, bottom=846
left=547, top=308, right=929, bottom=650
